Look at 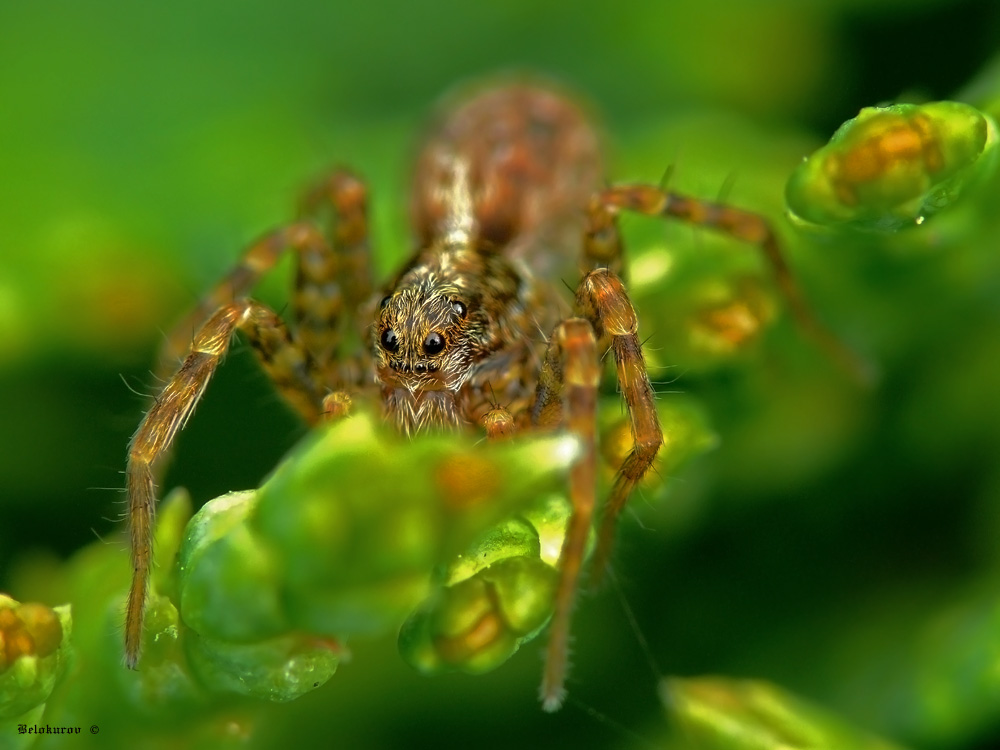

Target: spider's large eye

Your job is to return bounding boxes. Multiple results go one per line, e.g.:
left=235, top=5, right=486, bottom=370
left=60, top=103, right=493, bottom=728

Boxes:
left=423, top=331, right=446, bottom=356
left=380, top=328, right=399, bottom=353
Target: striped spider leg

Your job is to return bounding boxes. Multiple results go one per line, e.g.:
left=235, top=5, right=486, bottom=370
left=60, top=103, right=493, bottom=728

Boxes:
left=528, top=269, right=660, bottom=712
left=519, top=177, right=863, bottom=710
left=592, top=184, right=872, bottom=384
left=124, top=169, right=373, bottom=667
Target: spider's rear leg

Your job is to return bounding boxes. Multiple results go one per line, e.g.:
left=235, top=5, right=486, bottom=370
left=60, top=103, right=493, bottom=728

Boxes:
left=126, top=299, right=323, bottom=668
left=531, top=318, right=601, bottom=712
left=158, top=223, right=327, bottom=378
left=159, top=168, right=375, bottom=386
left=591, top=185, right=871, bottom=382
left=299, top=168, right=376, bottom=382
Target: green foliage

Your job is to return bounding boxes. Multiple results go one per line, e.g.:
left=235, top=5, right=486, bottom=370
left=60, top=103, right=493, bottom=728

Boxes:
left=4, top=1, right=1000, bottom=749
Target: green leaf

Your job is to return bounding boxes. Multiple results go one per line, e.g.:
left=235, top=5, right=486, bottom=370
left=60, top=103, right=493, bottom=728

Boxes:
left=662, top=677, right=908, bottom=750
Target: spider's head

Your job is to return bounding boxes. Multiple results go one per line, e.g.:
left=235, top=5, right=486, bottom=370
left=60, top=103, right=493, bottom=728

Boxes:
left=373, top=285, right=477, bottom=392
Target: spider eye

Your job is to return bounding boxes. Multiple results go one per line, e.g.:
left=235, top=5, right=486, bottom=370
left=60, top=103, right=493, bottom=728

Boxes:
left=423, top=331, right=446, bottom=356
left=451, top=300, right=468, bottom=318
left=380, top=328, right=399, bottom=353
left=379, top=295, right=392, bottom=309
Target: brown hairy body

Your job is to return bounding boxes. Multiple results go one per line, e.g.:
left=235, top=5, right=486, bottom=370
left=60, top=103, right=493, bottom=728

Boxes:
left=125, top=80, right=853, bottom=710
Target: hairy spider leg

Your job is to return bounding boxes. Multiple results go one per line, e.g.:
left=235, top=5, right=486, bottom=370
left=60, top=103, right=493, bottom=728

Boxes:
left=593, top=185, right=871, bottom=383
left=150, top=223, right=341, bottom=487
left=528, top=266, right=662, bottom=711
left=158, top=224, right=328, bottom=379
left=158, top=168, right=375, bottom=389
left=530, top=317, right=600, bottom=712
left=129, top=170, right=379, bottom=667
left=521, top=183, right=866, bottom=708
left=126, top=300, right=324, bottom=667
left=298, top=167, right=376, bottom=384
left=573, top=269, right=663, bottom=581
left=579, top=183, right=624, bottom=279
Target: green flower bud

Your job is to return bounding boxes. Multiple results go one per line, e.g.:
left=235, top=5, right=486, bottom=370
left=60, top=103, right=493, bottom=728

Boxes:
left=786, top=101, right=997, bottom=231
left=184, top=630, right=340, bottom=703
left=177, top=491, right=288, bottom=643
left=0, top=596, right=71, bottom=721
left=253, top=409, right=578, bottom=637
left=398, top=495, right=569, bottom=675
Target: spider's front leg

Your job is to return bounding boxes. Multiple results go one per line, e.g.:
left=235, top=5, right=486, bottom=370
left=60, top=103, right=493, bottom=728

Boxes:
left=571, top=179, right=856, bottom=584
left=532, top=318, right=599, bottom=711
left=590, top=184, right=871, bottom=382
left=127, top=169, right=376, bottom=667
left=126, top=299, right=324, bottom=667
left=532, top=271, right=662, bottom=711
left=573, top=270, right=664, bottom=575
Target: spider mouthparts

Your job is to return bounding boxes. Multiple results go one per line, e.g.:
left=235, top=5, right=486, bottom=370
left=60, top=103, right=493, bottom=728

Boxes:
left=403, top=378, right=447, bottom=394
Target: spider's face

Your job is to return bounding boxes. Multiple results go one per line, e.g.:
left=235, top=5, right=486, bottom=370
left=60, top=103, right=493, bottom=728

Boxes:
left=374, top=287, right=475, bottom=392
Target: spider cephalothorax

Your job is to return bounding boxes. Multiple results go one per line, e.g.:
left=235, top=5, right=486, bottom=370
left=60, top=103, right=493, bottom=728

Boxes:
left=125, top=80, right=854, bottom=711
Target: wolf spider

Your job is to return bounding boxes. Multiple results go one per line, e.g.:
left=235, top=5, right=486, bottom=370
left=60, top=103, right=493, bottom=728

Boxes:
left=125, top=81, right=854, bottom=711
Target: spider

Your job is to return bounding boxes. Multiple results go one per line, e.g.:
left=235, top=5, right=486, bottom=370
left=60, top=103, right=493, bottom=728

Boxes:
left=125, top=80, right=854, bottom=711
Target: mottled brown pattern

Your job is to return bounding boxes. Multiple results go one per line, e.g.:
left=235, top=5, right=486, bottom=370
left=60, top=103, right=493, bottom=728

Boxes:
left=411, top=83, right=602, bottom=254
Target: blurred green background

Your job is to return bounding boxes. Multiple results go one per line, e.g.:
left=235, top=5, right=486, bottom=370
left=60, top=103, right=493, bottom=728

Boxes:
left=3, top=0, right=1000, bottom=747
